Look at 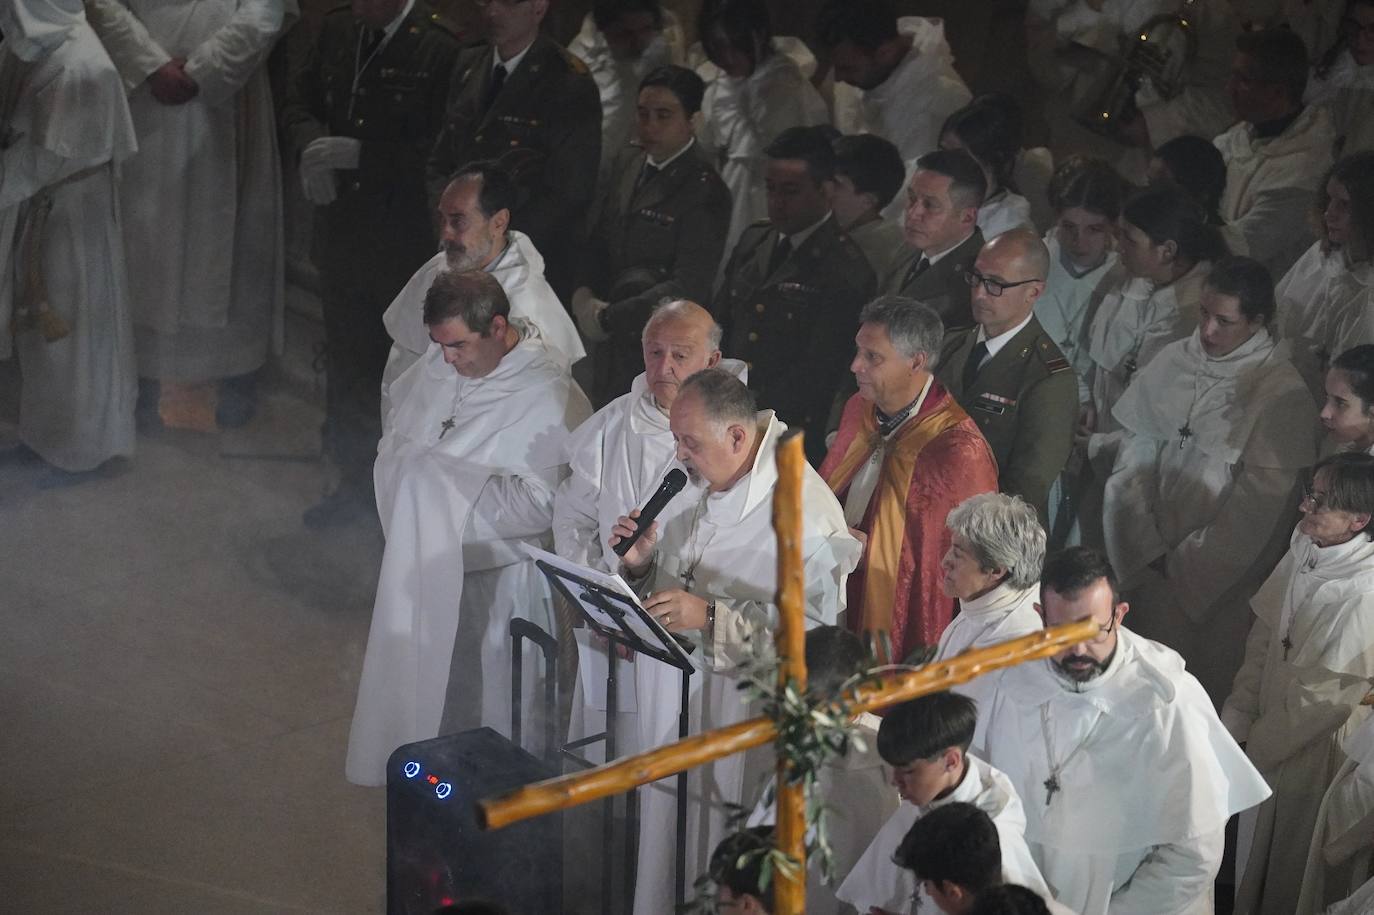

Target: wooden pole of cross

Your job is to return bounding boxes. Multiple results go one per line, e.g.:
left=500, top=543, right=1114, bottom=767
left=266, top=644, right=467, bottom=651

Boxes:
left=772, top=430, right=807, bottom=914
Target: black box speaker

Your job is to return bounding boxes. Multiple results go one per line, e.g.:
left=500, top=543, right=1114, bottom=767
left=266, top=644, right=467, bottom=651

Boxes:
left=387, top=728, right=562, bottom=915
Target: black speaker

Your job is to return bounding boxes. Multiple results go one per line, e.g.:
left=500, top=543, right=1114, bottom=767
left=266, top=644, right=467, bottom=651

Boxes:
left=387, top=728, right=562, bottom=915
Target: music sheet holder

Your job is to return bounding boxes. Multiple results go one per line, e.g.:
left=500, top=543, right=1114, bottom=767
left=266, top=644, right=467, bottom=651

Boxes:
left=523, top=546, right=696, bottom=912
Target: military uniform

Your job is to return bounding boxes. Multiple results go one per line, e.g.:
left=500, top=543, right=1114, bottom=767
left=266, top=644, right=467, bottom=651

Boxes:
left=426, top=36, right=601, bottom=296
left=714, top=216, right=877, bottom=464
left=936, top=316, right=1079, bottom=522
left=281, top=2, right=462, bottom=492
left=882, top=229, right=984, bottom=330
left=585, top=141, right=731, bottom=403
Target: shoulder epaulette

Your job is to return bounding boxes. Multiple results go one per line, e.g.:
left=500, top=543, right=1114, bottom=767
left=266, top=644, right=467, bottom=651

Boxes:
left=422, top=9, right=463, bottom=41
left=1035, top=338, right=1072, bottom=373
left=555, top=43, right=591, bottom=75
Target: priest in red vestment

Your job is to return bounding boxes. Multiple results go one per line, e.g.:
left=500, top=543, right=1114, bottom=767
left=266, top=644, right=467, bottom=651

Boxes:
left=820, top=296, right=999, bottom=661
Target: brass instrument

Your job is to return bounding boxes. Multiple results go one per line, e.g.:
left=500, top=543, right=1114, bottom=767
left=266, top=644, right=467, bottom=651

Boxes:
left=1076, top=0, right=1201, bottom=139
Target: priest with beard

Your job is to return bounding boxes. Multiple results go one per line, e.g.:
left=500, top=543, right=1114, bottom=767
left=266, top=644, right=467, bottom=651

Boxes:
left=608, top=367, right=860, bottom=915
left=344, top=271, right=590, bottom=787
left=972, top=547, right=1271, bottom=915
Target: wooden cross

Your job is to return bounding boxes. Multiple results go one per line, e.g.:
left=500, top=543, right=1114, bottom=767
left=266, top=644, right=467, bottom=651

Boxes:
left=478, top=431, right=1098, bottom=914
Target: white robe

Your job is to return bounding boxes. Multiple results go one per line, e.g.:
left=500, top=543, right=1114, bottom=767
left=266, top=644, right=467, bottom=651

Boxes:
left=936, top=581, right=1044, bottom=709
left=85, top=0, right=291, bottom=382
left=1, top=19, right=139, bottom=471
left=1301, top=715, right=1374, bottom=913
left=380, top=231, right=586, bottom=419
left=1216, top=104, right=1336, bottom=281
left=978, top=189, right=1034, bottom=241
left=746, top=713, right=897, bottom=915
left=832, top=17, right=972, bottom=223
left=836, top=753, right=1051, bottom=914
left=1306, top=50, right=1374, bottom=158
left=974, top=628, right=1272, bottom=915
left=1104, top=329, right=1317, bottom=699
left=1277, top=241, right=1360, bottom=394
left=697, top=38, right=829, bottom=257
left=343, top=323, right=592, bottom=786
left=1036, top=235, right=1118, bottom=406
left=1223, top=527, right=1374, bottom=915
left=630, top=412, right=860, bottom=915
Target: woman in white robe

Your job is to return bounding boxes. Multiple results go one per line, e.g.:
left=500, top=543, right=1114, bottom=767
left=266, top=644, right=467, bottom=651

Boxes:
left=1222, top=452, right=1374, bottom=915
left=1307, top=0, right=1374, bottom=158
left=1322, top=346, right=1374, bottom=456
left=694, top=0, right=827, bottom=257
left=1102, top=256, right=1319, bottom=703
left=1, top=0, right=139, bottom=473
left=939, top=95, right=1035, bottom=240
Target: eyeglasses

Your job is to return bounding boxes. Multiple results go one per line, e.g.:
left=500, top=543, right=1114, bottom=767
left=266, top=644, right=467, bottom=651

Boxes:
left=1301, top=481, right=1332, bottom=512
left=961, top=268, right=1041, bottom=297
left=1089, top=612, right=1119, bottom=645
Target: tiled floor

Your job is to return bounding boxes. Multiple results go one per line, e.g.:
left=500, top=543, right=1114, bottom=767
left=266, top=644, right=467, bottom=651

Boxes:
left=1, top=379, right=389, bottom=913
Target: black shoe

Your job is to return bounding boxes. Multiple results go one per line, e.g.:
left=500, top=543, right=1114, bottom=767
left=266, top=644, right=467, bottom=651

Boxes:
left=303, top=486, right=373, bottom=530
left=217, top=373, right=258, bottom=429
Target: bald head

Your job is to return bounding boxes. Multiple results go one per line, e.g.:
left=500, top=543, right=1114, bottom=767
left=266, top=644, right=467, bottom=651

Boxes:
left=988, top=228, right=1051, bottom=280
left=642, top=300, right=724, bottom=409
left=969, top=229, right=1049, bottom=337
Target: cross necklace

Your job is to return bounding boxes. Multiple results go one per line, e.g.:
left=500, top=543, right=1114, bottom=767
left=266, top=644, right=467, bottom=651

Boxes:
left=1039, top=703, right=1105, bottom=805
left=677, top=493, right=714, bottom=592
left=438, top=381, right=478, bottom=441
left=1176, top=369, right=1230, bottom=450
left=1280, top=547, right=1319, bottom=659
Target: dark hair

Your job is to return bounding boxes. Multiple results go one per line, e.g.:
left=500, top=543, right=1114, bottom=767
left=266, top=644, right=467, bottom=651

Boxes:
left=1313, top=451, right=1374, bottom=538
left=1235, top=27, right=1310, bottom=105
left=592, top=0, right=663, bottom=31
left=833, top=134, right=906, bottom=210
left=680, top=366, right=757, bottom=425
left=1316, top=0, right=1374, bottom=78
left=710, top=826, right=775, bottom=911
left=941, top=94, right=1024, bottom=192
left=764, top=125, right=837, bottom=183
left=893, top=802, right=1002, bottom=893
left=422, top=270, right=510, bottom=332
left=876, top=691, right=977, bottom=766
left=915, top=148, right=988, bottom=211
left=698, top=0, right=773, bottom=71
left=1318, top=151, right=1374, bottom=261
left=639, top=64, right=706, bottom=116
left=1332, top=345, right=1374, bottom=406
left=1122, top=184, right=1230, bottom=263
left=969, top=884, right=1052, bottom=915
left=448, top=160, right=518, bottom=219
left=1040, top=546, right=1119, bottom=608
left=1153, top=135, right=1228, bottom=225
left=805, top=625, right=869, bottom=699
left=1204, top=255, right=1276, bottom=325
left=814, top=0, right=899, bottom=51
left=1048, top=155, right=1126, bottom=221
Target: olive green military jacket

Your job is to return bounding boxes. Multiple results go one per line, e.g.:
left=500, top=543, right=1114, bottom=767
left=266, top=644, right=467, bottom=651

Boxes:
left=882, top=228, right=983, bottom=330
left=714, top=216, right=876, bottom=462
left=936, top=315, right=1079, bottom=521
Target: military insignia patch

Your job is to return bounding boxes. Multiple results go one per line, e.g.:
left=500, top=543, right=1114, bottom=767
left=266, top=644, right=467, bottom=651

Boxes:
left=1045, top=357, right=1071, bottom=373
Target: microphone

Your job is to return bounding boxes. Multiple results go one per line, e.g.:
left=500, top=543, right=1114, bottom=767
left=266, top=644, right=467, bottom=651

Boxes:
left=613, top=468, right=688, bottom=557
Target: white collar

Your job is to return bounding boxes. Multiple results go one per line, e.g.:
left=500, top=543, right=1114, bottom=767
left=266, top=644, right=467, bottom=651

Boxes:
left=922, top=229, right=976, bottom=266
left=783, top=211, right=833, bottom=250
left=495, top=36, right=536, bottom=72
left=646, top=137, right=695, bottom=170
left=977, top=312, right=1034, bottom=359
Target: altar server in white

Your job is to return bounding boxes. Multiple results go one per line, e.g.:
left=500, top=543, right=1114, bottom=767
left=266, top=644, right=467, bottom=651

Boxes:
left=1299, top=708, right=1374, bottom=912
left=0, top=0, right=138, bottom=473
left=1323, top=346, right=1374, bottom=456
left=609, top=367, right=859, bottom=915
left=85, top=0, right=293, bottom=426
left=344, top=271, right=591, bottom=787
left=1102, top=256, right=1318, bottom=701
left=1223, top=452, right=1374, bottom=915
left=973, top=546, right=1271, bottom=915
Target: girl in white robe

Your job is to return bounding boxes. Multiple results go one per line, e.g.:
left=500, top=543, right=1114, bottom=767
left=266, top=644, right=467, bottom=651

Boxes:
left=939, top=95, right=1035, bottom=240
left=1223, top=453, right=1374, bottom=915
left=1, top=0, right=139, bottom=473
left=1322, top=346, right=1374, bottom=456
left=694, top=2, right=827, bottom=257
left=1307, top=0, right=1374, bottom=158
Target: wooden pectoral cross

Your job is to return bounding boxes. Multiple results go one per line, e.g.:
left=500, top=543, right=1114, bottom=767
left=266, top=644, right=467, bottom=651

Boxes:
left=439, top=417, right=456, bottom=440
left=476, top=432, right=1099, bottom=915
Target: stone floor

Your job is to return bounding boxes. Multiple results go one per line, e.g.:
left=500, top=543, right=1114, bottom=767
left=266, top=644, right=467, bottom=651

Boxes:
left=0, top=364, right=390, bottom=913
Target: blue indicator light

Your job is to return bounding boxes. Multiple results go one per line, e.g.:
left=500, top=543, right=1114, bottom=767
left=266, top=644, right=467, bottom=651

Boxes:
left=435, top=782, right=452, bottom=800
left=403, top=761, right=421, bottom=778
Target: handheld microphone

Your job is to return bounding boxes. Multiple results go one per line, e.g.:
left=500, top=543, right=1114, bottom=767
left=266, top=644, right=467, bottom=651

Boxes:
left=613, top=468, right=688, bottom=557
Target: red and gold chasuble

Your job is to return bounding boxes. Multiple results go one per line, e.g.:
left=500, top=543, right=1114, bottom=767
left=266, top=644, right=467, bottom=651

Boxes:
left=819, top=383, right=999, bottom=661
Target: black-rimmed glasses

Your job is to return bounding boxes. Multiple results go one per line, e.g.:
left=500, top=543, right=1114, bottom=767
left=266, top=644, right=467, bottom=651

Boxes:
left=960, top=267, right=1041, bottom=297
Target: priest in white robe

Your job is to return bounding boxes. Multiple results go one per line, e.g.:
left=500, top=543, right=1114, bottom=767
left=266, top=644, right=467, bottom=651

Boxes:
left=380, top=163, right=584, bottom=419
left=84, top=0, right=293, bottom=427
left=973, top=546, right=1271, bottom=915
left=837, top=691, right=1051, bottom=914
left=608, top=367, right=859, bottom=915
left=1223, top=453, right=1374, bottom=915
left=344, top=271, right=591, bottom=787
left=1, top=0, right=139, bottom=473
left=1102, top=257, right=1318, bottom=701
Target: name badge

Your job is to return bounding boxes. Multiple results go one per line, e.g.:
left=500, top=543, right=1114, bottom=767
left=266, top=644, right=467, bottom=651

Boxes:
left=498, top=114, right=540, bottom=128
left=777, top=282, right=820, bottom=295
left=636, top=209, right=675, bottom=227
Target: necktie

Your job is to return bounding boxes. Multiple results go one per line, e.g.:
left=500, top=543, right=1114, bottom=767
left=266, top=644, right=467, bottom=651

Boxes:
left=634, top=161, right=660, bottom=196
left=901, top=255, right=930, bottom=290
left=767, top=236, right=793, bottom=276
left=483, top=63, right=508, bottom=114
left=362, top=28, right=385, bottom=59
left=962, top=340, right=989, bottom=393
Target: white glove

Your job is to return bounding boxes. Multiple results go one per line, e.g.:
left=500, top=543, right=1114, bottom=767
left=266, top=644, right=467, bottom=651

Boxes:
left=302, top=135, right=362, bottom=171
left=572, top=286, right=610, bottom=343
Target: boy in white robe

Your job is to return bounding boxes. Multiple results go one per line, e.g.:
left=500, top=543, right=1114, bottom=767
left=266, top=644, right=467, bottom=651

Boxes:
left=838, top=691, right=1050, bottom=914
left=974, top=546, right=1271, bottom=915
left=1, top=0, right=138, bottom=474
left=344, top=271, right=591, bottom=787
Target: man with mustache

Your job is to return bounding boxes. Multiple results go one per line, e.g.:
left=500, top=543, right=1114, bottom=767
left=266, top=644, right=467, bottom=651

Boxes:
left=970, top=547, right=1270, bottom=915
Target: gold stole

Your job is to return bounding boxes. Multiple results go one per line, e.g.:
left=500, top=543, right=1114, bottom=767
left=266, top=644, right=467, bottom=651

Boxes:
left=824, top=397, right=969, bottom=635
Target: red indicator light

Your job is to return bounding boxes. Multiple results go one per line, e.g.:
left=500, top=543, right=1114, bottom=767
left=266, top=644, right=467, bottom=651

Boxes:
left=427, top=775, right=439, bottom=784
left=439, top=898, right=454, bottom=906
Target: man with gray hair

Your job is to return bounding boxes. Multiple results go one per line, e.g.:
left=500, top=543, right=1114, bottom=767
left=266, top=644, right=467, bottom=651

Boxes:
left=819, top=296, right=998, bottom=663
left=344, top=270, right=591, bottom=787
left=610, top=366, right=860, bottom=915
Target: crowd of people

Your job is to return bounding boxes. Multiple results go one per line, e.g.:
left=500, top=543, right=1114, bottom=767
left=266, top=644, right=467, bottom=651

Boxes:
left=9, top=0, right=1374, bottom=912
